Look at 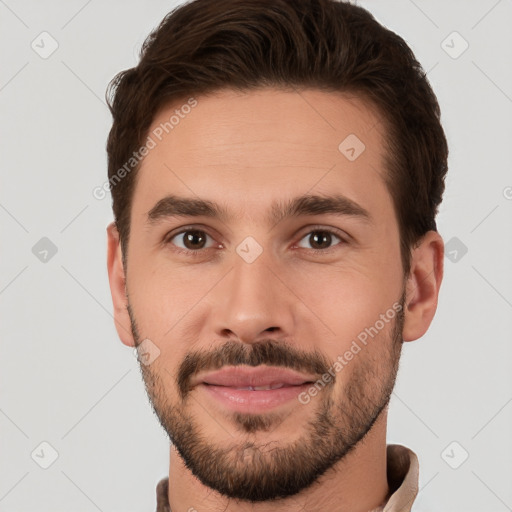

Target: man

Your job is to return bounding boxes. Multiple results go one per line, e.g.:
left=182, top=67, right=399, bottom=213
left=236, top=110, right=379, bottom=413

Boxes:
left=105, top=0, right=447, bottom=510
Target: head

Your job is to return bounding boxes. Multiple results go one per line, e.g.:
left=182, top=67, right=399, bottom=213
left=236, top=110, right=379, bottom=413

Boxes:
left=106, top=0, right=446, bottom=503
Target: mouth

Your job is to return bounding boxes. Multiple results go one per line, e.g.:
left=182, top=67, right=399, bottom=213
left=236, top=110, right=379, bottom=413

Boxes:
left=196, top=365, right=316, bottom=387
left=194, top=366, right=317, bottom=412
left=206, top=383, right=298, bottom=391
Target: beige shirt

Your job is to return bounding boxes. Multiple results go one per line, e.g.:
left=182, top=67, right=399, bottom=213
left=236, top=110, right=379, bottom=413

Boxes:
left=154, top=443, right=420, bottom=512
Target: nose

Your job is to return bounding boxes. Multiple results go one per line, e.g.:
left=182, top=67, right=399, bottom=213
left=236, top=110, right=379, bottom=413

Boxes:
left=210, top=250, right=295, bottom=344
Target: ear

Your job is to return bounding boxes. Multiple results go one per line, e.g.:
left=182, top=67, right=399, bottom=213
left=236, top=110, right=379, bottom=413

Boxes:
left=106, top=222, right=136, bottom=347
left=402, top=230, right=444, bottom=342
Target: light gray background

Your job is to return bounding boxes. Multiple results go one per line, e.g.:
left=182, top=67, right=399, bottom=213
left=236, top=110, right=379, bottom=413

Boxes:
left=1, top=1, right=511, bottom=511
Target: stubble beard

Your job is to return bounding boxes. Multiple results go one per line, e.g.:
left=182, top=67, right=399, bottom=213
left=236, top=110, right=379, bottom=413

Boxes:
left=128, top=293, right=405, bottom=502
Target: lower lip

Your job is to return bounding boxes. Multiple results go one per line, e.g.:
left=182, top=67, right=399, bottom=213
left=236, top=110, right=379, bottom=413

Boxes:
left=199, top=383, right=311, bottom=413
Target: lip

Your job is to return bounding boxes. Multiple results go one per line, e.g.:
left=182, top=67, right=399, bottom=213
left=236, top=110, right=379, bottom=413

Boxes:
left=193, top=365, right=317, bottom=388
left=192, top=366, right=317, bottom=413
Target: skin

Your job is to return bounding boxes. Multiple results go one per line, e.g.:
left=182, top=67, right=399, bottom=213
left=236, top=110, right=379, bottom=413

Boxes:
left=107, top=88, right=444, bottom=512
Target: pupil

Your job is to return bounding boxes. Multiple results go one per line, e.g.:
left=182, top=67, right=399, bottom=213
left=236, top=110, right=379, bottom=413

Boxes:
left=311, top=231, right=331, bottom=249
left=184, top=231, right=205, bottom=249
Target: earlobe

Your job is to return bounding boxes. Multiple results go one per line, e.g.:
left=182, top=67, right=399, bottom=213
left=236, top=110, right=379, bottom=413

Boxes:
left=402, top=231, right=444, bottom=342
left=106, top=222, right=136, bottom=347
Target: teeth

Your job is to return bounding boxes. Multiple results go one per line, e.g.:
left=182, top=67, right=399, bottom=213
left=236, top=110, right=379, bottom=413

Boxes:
left=235, top=383, right=286, bottom=391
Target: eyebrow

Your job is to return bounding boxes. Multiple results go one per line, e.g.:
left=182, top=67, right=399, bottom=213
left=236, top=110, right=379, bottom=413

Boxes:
left=146, top=193, right=372, bottom=227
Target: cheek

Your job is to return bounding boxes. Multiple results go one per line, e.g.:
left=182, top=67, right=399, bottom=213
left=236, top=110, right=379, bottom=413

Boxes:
left=320, top=309, right=400, bottom=405
left=127, top=255, right=200, bottom=332
left=127, top=261, right=224, bottom=376
left=291, top=260, right=402, bottom=347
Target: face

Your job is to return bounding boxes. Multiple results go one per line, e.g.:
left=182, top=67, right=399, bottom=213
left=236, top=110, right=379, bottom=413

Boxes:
left=121, top=88, right=408, bottom=501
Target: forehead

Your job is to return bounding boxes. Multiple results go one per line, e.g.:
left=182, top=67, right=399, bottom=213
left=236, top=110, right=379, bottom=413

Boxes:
left=133, top=88, right=393, bottom=226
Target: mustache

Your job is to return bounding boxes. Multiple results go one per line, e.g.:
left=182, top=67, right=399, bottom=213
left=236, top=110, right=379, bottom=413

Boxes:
left=177, top=339, right=333, bottom=399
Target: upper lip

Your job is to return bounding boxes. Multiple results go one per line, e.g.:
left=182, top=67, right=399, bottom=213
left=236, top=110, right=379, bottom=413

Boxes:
left=193, top=366, right=317, bottom=388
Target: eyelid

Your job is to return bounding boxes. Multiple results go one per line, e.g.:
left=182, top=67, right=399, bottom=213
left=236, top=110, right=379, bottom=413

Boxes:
left=164, top=225, right=221, bottom=248
left=293, top=225, right=349, bottom=251
left=163, top=224, right=350, bottom=254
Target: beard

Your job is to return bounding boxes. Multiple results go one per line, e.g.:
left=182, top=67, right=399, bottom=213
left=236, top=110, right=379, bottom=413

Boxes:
left=128, top=290, right=405, bottom=503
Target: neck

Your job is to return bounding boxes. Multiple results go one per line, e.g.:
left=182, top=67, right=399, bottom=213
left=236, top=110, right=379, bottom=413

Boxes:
left=167, top=410, right=390, bottom=512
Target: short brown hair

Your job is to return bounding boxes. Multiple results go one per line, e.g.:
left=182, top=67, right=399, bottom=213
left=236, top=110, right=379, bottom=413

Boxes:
left=106, top=0, right=448, bottom=275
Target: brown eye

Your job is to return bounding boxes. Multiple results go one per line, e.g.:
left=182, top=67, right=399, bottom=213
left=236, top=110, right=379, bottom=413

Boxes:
left=167, top=229, right=214, bottom=252
left=297, top=229, right=345, bottom=251
left=182, top=230, right=207, bottom=249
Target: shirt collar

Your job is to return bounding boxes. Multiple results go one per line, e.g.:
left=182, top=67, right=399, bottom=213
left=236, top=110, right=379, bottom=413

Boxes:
left=371, top=444, right=420, bottom=512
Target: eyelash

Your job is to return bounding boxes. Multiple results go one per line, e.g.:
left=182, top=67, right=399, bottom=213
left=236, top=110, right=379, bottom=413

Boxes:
left=163, top=226, right=348, bottom=256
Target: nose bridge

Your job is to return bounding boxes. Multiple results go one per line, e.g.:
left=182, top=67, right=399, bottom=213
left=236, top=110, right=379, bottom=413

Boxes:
left=211, top=245, right=293, bottom=342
